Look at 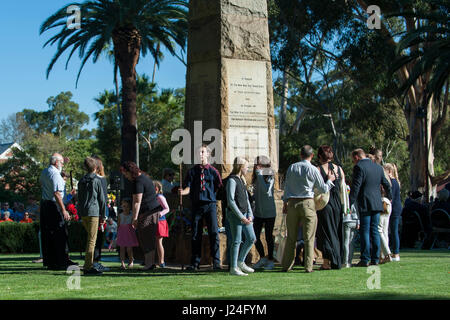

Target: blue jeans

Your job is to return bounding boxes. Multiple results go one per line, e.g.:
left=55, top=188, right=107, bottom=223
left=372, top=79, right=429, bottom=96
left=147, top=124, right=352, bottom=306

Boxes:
left=359, top=212, right=381, bottom=264
left=389, top=215, right=401, bottom=254
left=226, top=211, right=256, bottom=269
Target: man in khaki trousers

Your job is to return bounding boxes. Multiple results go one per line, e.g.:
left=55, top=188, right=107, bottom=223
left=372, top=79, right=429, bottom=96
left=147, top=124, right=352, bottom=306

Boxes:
left=281, top=146, right=335, bottom=273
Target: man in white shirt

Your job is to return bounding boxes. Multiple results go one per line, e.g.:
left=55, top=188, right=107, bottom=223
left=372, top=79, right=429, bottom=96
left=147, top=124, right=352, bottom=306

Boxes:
left=39, top=153, right=75, bottom=270
left=281, top=145, right=335, bottom=273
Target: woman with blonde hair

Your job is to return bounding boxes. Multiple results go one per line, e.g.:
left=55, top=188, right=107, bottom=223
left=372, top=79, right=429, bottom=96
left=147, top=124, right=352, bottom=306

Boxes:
left=384, top=163, right=402, bottom=261
left=226, top=156, right=257, bottom=276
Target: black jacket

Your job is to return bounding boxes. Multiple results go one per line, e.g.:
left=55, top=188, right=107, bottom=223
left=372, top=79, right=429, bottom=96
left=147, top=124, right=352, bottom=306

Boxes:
left=349, top=158, right=392, bottom=214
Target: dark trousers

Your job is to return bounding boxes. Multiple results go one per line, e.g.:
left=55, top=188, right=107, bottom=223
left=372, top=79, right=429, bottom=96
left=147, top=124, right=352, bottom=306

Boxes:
left=253, top=217, right=275, bottom=260
left=389, top=215, right=401, bottom=254
left=191, top=202, right=220, bottom=266
left=40, top=200, right=70, bottom=269
left=224, top=217, right=232, bottom=266
left=359, top=211, right=381, bottom=264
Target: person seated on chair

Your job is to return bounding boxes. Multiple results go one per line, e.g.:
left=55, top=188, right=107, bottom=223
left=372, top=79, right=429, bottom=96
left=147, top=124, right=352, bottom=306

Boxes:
left=12, top=203, right=26, bottom=222
left=20, top=212, right=34, bottom=223
left=162, top=168, right=179, bottom=194
left=1, top=202, right=14, bottom=220
left=403, top=191, right=433, bottom=247
left=1, top=211, right=14, bottom=223
left=432, top=189, right=450, bottom=214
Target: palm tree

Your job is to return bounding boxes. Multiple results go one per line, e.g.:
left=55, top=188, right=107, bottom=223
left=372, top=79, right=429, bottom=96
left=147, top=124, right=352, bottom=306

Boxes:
left=388, top=0, right=449, bottom=199
left=391, top=1, right=450, bottom=103
left=40, top=0, right=188, bottom=165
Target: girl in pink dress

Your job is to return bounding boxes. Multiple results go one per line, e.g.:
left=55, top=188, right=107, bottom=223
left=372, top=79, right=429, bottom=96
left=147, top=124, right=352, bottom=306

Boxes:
left=116, top=199, right=139, bottom=269
left=154, top=181, right=170, bottom=268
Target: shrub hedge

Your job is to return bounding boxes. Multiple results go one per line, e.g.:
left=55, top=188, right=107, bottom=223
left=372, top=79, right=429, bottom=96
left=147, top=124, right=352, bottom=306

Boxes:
left=0, top=222, right=40, bottom=253
left=0, top=221, right=87, bottom=254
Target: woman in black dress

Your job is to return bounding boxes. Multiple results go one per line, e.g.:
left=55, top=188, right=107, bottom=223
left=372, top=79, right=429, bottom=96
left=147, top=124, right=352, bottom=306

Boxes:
left=316, top=145, right=345, bottom=270
left=120, top=161, right=162, bottom=270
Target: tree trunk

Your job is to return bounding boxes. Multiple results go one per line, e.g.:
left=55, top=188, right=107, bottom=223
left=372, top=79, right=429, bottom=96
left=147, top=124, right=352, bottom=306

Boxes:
left=114, top=61, right=121, bottom=126
left=152, top=42, right=160, bottom=83
left=353, top=0, right=441, bottom=203
left=279, top=70, right=289, bottom=136
left=113, top=26, right=141, bottom=165
left=406, top=94, right=435, bottom=201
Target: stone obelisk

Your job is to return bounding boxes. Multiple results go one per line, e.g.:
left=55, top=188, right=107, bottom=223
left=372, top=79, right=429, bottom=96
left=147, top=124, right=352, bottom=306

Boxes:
left=184, top=0, right=278, bottom=176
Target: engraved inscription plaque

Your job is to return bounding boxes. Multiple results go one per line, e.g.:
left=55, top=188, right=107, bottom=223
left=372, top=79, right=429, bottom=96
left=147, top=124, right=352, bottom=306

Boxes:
left=225, top=58, right=269, bottom=164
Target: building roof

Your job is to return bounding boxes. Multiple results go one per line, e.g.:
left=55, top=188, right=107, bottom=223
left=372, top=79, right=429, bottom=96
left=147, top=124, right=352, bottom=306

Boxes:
left=0, top=142, right=15, bottom=156
left=0, top=142, right=23, bottom=162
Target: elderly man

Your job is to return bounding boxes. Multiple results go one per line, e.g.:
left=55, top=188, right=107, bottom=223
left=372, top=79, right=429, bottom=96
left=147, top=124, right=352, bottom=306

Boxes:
left=281, top=145, right=336, bottom=273
left=40, top=153, right=76, bottom=270
left=349, top=148, right=391, bottom=267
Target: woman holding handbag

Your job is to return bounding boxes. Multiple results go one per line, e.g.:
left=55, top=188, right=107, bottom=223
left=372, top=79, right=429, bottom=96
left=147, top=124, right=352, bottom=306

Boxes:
left=315, top=145, right=345, bottom=270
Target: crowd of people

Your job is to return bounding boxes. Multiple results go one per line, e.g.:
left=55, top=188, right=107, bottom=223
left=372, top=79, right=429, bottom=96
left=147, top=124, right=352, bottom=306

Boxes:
left=0, top=198, right=40, bottom=223
left=6, top=142, right=448, bottom=276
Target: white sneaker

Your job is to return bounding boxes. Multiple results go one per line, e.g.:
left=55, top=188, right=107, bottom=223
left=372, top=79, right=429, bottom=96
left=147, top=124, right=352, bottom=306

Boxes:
left=238, top=261, right=254, bottom=273
left=230, top=267, right=248, bottom=276
left=253, top=257, right=268, bottom=269
left=392, top=256, right=400, bottom=262
left=264, top=260, right=275, bottom=270
left=345, top=263, right=351, bottom=268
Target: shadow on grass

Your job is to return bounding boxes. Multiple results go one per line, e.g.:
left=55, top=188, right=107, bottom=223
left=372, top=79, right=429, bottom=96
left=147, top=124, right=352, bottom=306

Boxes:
left=0, top=256, right=41, bottom=262
left=54, top=292, right=450, bottom=300
left=91, top=267, right=228, bottom=278
left=0, top=266, right=48, bottom=273
left=200, top=292, right=450, bottom=300
left=0, top=263, right=231, bottom=277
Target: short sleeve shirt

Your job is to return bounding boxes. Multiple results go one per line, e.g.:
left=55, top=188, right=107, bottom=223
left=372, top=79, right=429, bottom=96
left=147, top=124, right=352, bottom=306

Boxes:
left=132, top=174, right=160, bottom=214
left=40, top=165, right=65, bottom=202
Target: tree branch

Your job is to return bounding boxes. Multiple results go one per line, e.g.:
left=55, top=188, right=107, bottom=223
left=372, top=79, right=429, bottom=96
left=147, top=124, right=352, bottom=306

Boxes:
left=353, top=0, right=418, bottom=107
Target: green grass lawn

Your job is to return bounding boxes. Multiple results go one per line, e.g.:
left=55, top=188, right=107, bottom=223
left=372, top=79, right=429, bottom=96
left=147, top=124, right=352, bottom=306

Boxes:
left=0, top=249, right=448, bottom=300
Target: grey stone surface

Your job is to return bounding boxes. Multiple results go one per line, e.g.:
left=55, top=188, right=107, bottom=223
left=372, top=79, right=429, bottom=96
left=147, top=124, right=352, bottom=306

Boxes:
left=221, top=14, right=270, bottom=60
left=223, top=0, right=268, bottom=18
left=185, top=0, right=276, bottom=176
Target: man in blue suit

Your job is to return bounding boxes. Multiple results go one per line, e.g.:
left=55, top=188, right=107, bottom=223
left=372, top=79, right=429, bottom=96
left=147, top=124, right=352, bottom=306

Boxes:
left=349, top=148, right=392, bottom=266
